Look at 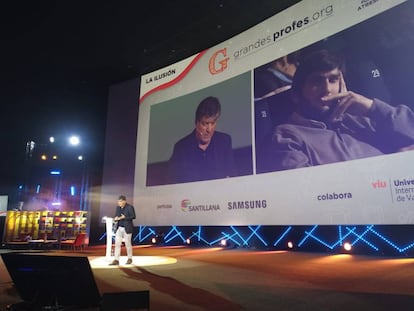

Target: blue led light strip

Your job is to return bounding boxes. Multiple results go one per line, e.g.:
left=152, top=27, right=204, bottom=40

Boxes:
left=164, top=226, right=186, bottom=244
left=220, top=232, right=241, bottom=246
left=298, top=225, right=319, bottom=247
left=273, top=226, right=292, bottom=247
left=368, top=226, right=414, bottom=253
left=188, top=226, right=211, bottom=245
left=133, top=226, right=156, bottom=242
left=345, top=226, right=379, bottom=251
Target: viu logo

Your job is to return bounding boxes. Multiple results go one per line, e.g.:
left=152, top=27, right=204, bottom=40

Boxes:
left=372, top=179, right=387, bottom=189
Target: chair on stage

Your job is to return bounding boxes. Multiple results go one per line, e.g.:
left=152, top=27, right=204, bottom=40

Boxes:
left=60, top=233, right=87, bottom=251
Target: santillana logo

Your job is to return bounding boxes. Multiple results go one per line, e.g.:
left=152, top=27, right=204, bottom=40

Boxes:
left=181, top=199, right=191, bottom=212
left=180, top=199, right=220, bottom=212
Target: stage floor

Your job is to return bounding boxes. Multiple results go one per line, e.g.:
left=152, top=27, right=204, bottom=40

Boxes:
left=2, top=245, right=414, bottom=310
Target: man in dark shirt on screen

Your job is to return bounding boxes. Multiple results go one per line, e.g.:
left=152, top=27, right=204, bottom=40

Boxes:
left=168, top=96, right=237, bottom=184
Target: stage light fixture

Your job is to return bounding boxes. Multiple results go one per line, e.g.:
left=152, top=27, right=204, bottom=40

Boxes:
left=151, top=233, right=165, bottom=245
left=186, top=238, right=191, bottom=245
left=220, top=239, right=227, bottom=247
left=287, top=241, right=294, bottom=249
left=69, top=135, right=80, bottom=146
left=343, top=242, right=352, bottom=252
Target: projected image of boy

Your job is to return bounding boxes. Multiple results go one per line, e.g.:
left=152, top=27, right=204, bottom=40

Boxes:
left=262, top=49, right=414, bottom=172
left=168, top=96, right=237, bottom=183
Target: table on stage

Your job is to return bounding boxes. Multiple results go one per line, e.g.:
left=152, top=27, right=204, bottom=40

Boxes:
left=27, top=239, right=59, bottom=250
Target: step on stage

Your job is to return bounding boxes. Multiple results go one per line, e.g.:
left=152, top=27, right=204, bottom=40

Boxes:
left=2, top=245, right=414, bottom=310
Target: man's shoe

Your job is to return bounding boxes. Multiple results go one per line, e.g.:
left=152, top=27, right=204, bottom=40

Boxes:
left=109, top=260, right=119, bottom=266
left=126, top=258, right=133, bottom=265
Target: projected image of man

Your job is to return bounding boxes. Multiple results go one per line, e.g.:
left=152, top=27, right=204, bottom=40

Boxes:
left=169, top=96, right=237, bottom=183
left=263, top=49, right=414, bottom=172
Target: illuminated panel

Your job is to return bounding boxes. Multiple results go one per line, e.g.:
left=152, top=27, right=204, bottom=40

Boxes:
left=120, top=225, right=414, bottom=256
left=133, top=0, right=414, bottom=229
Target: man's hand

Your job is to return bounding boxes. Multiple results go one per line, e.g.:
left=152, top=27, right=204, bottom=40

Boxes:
left=114, top=214, right=125, bottom=221
left=321, top=72, right=374, bottom=122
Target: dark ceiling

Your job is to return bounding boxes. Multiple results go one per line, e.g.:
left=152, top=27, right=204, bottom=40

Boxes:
left=3, top=0, right=301, bottom=87
left=0, top=0, right=300, bottom=187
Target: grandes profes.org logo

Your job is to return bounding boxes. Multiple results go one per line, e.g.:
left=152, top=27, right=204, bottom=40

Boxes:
left=180, top=199, right=221, bottom=212
left=208, top=48, right=229, bottom=75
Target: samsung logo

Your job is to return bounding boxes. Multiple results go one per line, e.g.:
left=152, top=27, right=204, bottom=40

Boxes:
left=227, top=200, right=267, bottom=210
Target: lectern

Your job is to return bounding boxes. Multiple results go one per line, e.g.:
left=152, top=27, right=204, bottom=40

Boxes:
left=103, top=216, right=115, bottom=258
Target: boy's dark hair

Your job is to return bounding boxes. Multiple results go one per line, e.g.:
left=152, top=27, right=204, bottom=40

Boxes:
left=292, top=49, right=345, bottom=96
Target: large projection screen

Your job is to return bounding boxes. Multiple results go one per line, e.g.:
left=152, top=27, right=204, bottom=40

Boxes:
left=135, top=0, right=414, bottom=226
